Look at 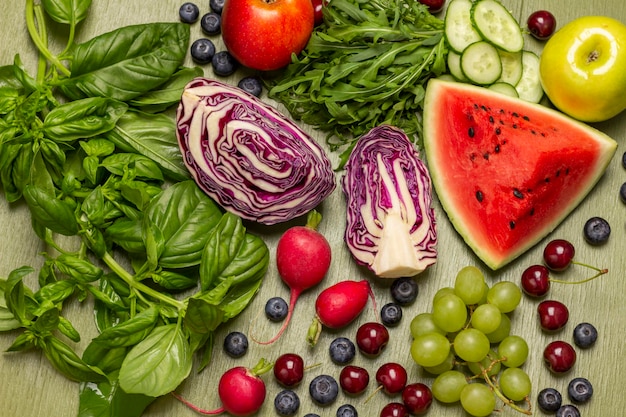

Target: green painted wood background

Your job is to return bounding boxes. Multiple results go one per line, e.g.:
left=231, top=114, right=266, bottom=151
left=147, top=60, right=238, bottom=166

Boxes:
left=0, top=1, right=625, bottom=416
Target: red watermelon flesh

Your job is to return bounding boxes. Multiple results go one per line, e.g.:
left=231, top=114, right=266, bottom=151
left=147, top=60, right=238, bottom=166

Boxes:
left=423, top=79, right=617, bottom=270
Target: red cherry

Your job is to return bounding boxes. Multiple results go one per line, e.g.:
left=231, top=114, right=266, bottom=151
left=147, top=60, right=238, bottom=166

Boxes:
left=543, top=239, right=575, bottom=271
left=311, top=0, right=326, bottom=26
left=417, top=0, right=446, bottom=13
left=543, top=340, right=576, bottom=373
left=273, top=353, right=304, bottom=387
left=356, top=322, right=389, bottom=357
left=402, top=383, right=433, bottom=415
left=376, top=363, right=408, bottom=394
left=339, top=365, right=370, bottom=395
left=521, top=264, right=551, bottom=297
left=537, top=300, right=569, bottom=332
left=380, top=402, right=410, bottom=417
left=527, top=10, right=557, bottom=40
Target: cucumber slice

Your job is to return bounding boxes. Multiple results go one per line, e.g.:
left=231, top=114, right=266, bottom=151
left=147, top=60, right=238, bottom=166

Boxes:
left=515, top=51, right=543, bottom=103
left=460, top=41, right=502, bottom=86
left=488, top=82, right=519, bottom=98
left=471, top=0, right=524, bottom=53
left=497, top=50, right=523, bottom=86
left=444, top=0, right=482, bottom=53
left=447, top=51, right=469, bottom=82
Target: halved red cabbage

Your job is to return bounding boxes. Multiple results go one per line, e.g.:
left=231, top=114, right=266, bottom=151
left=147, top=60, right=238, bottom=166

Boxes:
left=176, top=78, right=336, bottom=225
left=342, top=125, right=437, bottom=278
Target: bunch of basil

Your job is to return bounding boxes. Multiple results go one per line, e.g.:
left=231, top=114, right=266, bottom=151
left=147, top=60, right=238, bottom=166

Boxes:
left=0, top=1, right=270, bottom=416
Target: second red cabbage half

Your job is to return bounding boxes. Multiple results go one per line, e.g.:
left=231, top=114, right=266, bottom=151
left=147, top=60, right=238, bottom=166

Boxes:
left=342, top=125, right=437, bottom=278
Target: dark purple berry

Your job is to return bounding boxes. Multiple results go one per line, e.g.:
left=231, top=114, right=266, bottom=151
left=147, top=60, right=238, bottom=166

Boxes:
left=274, top=389, right=300, bottom=416
left=265, top=296, right=288, bottom=321
left=179, top=2, right=200, bottom=23
left=190, top=38, right=215, bottom=64
left=336, top=404, right=358, bottom=417
left=211, top=51, right=238, bottom=76
left=556, top=404, right=581, bottom=417
left=537, top=387, right=562, bottom=412
left=567, top=377, right=593, bottom=403
left=573, top=322, right=598, bottom=348
left=223, top=331, right=248, bottom=358
left=620, top=182, right=626, bottom=203
left=210, top=0, right=226, bottom=13
left=329, top=337, right=356, bottom=365
left=380, top=302, right=403, bottom=327
left=309, top=374, right=339, bottom=406
left=583, top=216, right=611, bottom=245
left=238, top=76, right=263, bottom=97
left=390, top=277, right=418, bottom=305
left=200, top=12, right=221, bottom=35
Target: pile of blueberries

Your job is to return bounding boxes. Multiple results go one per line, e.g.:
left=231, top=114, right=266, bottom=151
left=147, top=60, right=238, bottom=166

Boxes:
left=178, top=2, right=263, bottom=97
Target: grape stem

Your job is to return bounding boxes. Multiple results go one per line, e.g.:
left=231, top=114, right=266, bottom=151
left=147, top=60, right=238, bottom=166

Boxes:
left=478, top=360, right=533, bottom=415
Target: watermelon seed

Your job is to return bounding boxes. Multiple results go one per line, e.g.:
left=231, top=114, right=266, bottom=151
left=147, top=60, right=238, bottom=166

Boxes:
left=468, top=127, right=475, bottom=138
left=512, top=124, right=518, bottom=129
left=509, top=221, right=516, bottom=230
left=495, top=127, right=501, bottom=135
left=512, top=112, right=519, bottom=117
left=513, top=189, right=524, bottom=199
left=523, top=115, right=530, bottom=121
left=494, top=144, right=500, bottom=153
left=530, top=208, right=535, bottom=216
left=476, top=190, right=484, bottom=202
left=483, top=153, right=489, bottom=160
left=489, top=116, right=494, bottom=123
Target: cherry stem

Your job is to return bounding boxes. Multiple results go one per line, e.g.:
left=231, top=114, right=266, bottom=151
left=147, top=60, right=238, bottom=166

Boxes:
left=363, top=385, right=384, bottom=404
left=551, top=266, right=608, bottom=285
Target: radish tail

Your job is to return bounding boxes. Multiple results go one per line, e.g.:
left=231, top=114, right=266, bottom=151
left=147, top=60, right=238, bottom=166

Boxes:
left=171, top=392, right=225, bottom=415
left=252, top=289, right=300, bottom=345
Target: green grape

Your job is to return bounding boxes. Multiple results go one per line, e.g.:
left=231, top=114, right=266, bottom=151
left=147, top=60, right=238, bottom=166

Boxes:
left=486, top=313, right=511, bottom=343
left=467, top=349, right=501, bottom=377
left=498, top=335, right=529, bottom=368
left=454, top=265, right=486, bottom=305
left=410, top=312, right=446, bottom=338
left=432, top=370, right=468, bottom=403
left=471, top=303, right=502, bottom=334
left=477, top=282, right=490, bottom=305
left=410, top=332, right=451, bottom=367
left=486, top=281, right=522, bottom=313
left=500, top=367, right=532, bottom=401
left=460, top=383, right=496, bottom=416
left=432, top=293, right=468, bottom=333
left=453, top=328, right=490, bottom=362
left=423, top=351, right=455, bottom=375
left=433, top=286, right=456, bottom=304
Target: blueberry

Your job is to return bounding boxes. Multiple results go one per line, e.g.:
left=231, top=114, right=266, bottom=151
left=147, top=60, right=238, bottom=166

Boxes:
left=265, top=296, right=289, bottom=321
left=309, top=374, right=339, bottom=406
left=304, top=414, right=321, bottom=417
left=274, top=389, right=300, bottom=416
left=573, top=322, right=598, bottom=348
left=556, top=404, right=581, bottom=417
left=567, top=377, right=593, bottom=403
left=620, top=182, right=626, bottom=204
left=329, top=337, right=356, bottom=365
left=200, top=12, right=221, bottom=36
left=212, top=51, right=238, bottom=76
left=336, top=404, right=358, bottom=417
left=390, top=277, right=419, bottom=305
left=179, top=2, right=200, bottom=23
left=583, top=216, right=611, bottom=245
left=190, top=38, right=216, bottom=64
left=537, top=387, right=562, bottom=412
left=210, top=0, right=226, bottom=14
left=380, top=302, right=403, bottom=327
left=223, top=331, right=248, bottom=358
left=622, top=151, right=626, bottom=169
left=238, top=76, right=263, bottom=97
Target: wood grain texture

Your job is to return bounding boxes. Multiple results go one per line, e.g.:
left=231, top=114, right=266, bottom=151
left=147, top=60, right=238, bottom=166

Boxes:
left=0, top=1, right=625, bottom=416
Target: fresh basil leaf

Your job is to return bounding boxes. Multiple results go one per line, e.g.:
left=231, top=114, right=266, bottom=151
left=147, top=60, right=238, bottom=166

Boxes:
left=0, top=142, right=24, bottom=202
left=200, top=212, right=270, bottom=290
left=32, top=307, right=60, bottom=333
left=22, top=185, right=79, bottom=236
left=184, top=298, right=224, bottom=334
left=81, top=186, right=106, bottom=226
left=43, top=97, right=128, bottom=142
left=58, top=315, right=81, bottom=343
left=55, top=254, right=104, bottom=283
left=82, top=342, right=127, bottom=374
left=151, top=270, right=197, bottom=291
left=0, top=279, right=21, bottom=331
left=101, top=153, right=164, bottom=182
left=129, top=66, right=203, bottom=112
left=118, top=323, right=192, bottom=397
left=35, top=280, right=76, bottom=305
left=105, top=111, right=189, bottom=181
left=92, top=306, right=159, bottom=348
left=6, top=331, right=35, bottom=351
left=0, top=86, right=19, bottom=114
left=104, top=218, right=144, bottom=255
left=41, top=0, right=92, bottom=25
left=43, top=336, right=107, bottom=382
left=61, top=23, right=190, bottom=101
left=0, top=63, right=23, bottom=89
left=4, top=266, right=34, bottom=324
left=119, top=181, right=160, bottom=212
left=78, top=378, right=155, bottom=417
left=144, top=181, right=222, bottom=268
left=219, top=277, right=264, bottom=320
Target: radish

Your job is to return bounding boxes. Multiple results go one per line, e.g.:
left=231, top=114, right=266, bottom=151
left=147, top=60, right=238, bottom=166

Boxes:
left=171, top=358, right=273, bottom=416
left=306, top=279, right=377, bottom=346
left=254, top=210, right=331, bottom=345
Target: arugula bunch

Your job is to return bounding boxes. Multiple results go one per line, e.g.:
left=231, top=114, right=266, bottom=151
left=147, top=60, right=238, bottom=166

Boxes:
left=0, top=1, right=270, bottom=415
left=266, top=0, right=448, bottom=167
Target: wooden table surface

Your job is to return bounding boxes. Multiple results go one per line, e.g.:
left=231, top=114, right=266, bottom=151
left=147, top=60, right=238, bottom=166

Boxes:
left=1, top=1, right=625, bottom=416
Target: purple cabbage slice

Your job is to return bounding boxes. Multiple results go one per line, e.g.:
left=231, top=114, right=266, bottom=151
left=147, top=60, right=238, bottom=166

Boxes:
left=176, top=78, right=336, bottom=225
left=342, top=125, right=437, bottom=278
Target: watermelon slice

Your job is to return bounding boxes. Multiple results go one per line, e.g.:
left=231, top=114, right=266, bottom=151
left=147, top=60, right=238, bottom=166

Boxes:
left=423, top=79, right=617, bottom=269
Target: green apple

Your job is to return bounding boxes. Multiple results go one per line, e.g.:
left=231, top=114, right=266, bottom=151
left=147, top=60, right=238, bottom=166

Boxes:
left=539, top=16, right=626, bottom=122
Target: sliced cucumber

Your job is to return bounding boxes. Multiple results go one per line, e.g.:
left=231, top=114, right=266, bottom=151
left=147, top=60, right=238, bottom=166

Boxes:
left=447, top=51, right=469, bottom=82
left=471, top=0, right=524, bottom=53
left=515, top=51, right=543, bottom=103
left=460, top=41, right=502, bottom=86
left=497, top=50, right=523, bottom=86
left=488, top=82, right=519, bottom=98
left=444, top=0, right=482, bottom=53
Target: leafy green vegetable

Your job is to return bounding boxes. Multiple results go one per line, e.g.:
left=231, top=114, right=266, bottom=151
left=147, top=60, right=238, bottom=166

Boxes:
left=266, top=0, right=448, bottom=165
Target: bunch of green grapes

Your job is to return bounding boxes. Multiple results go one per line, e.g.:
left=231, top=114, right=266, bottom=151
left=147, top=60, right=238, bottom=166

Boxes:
left=409, top=266, right=532, bottom=416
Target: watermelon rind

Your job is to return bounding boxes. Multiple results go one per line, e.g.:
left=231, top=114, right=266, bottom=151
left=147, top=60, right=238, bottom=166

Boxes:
left=423, top=79, right=617, bottom=269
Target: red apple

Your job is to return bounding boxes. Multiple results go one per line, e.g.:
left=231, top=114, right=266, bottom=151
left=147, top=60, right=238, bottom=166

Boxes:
left=221, top=0, right=314, bottom=71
